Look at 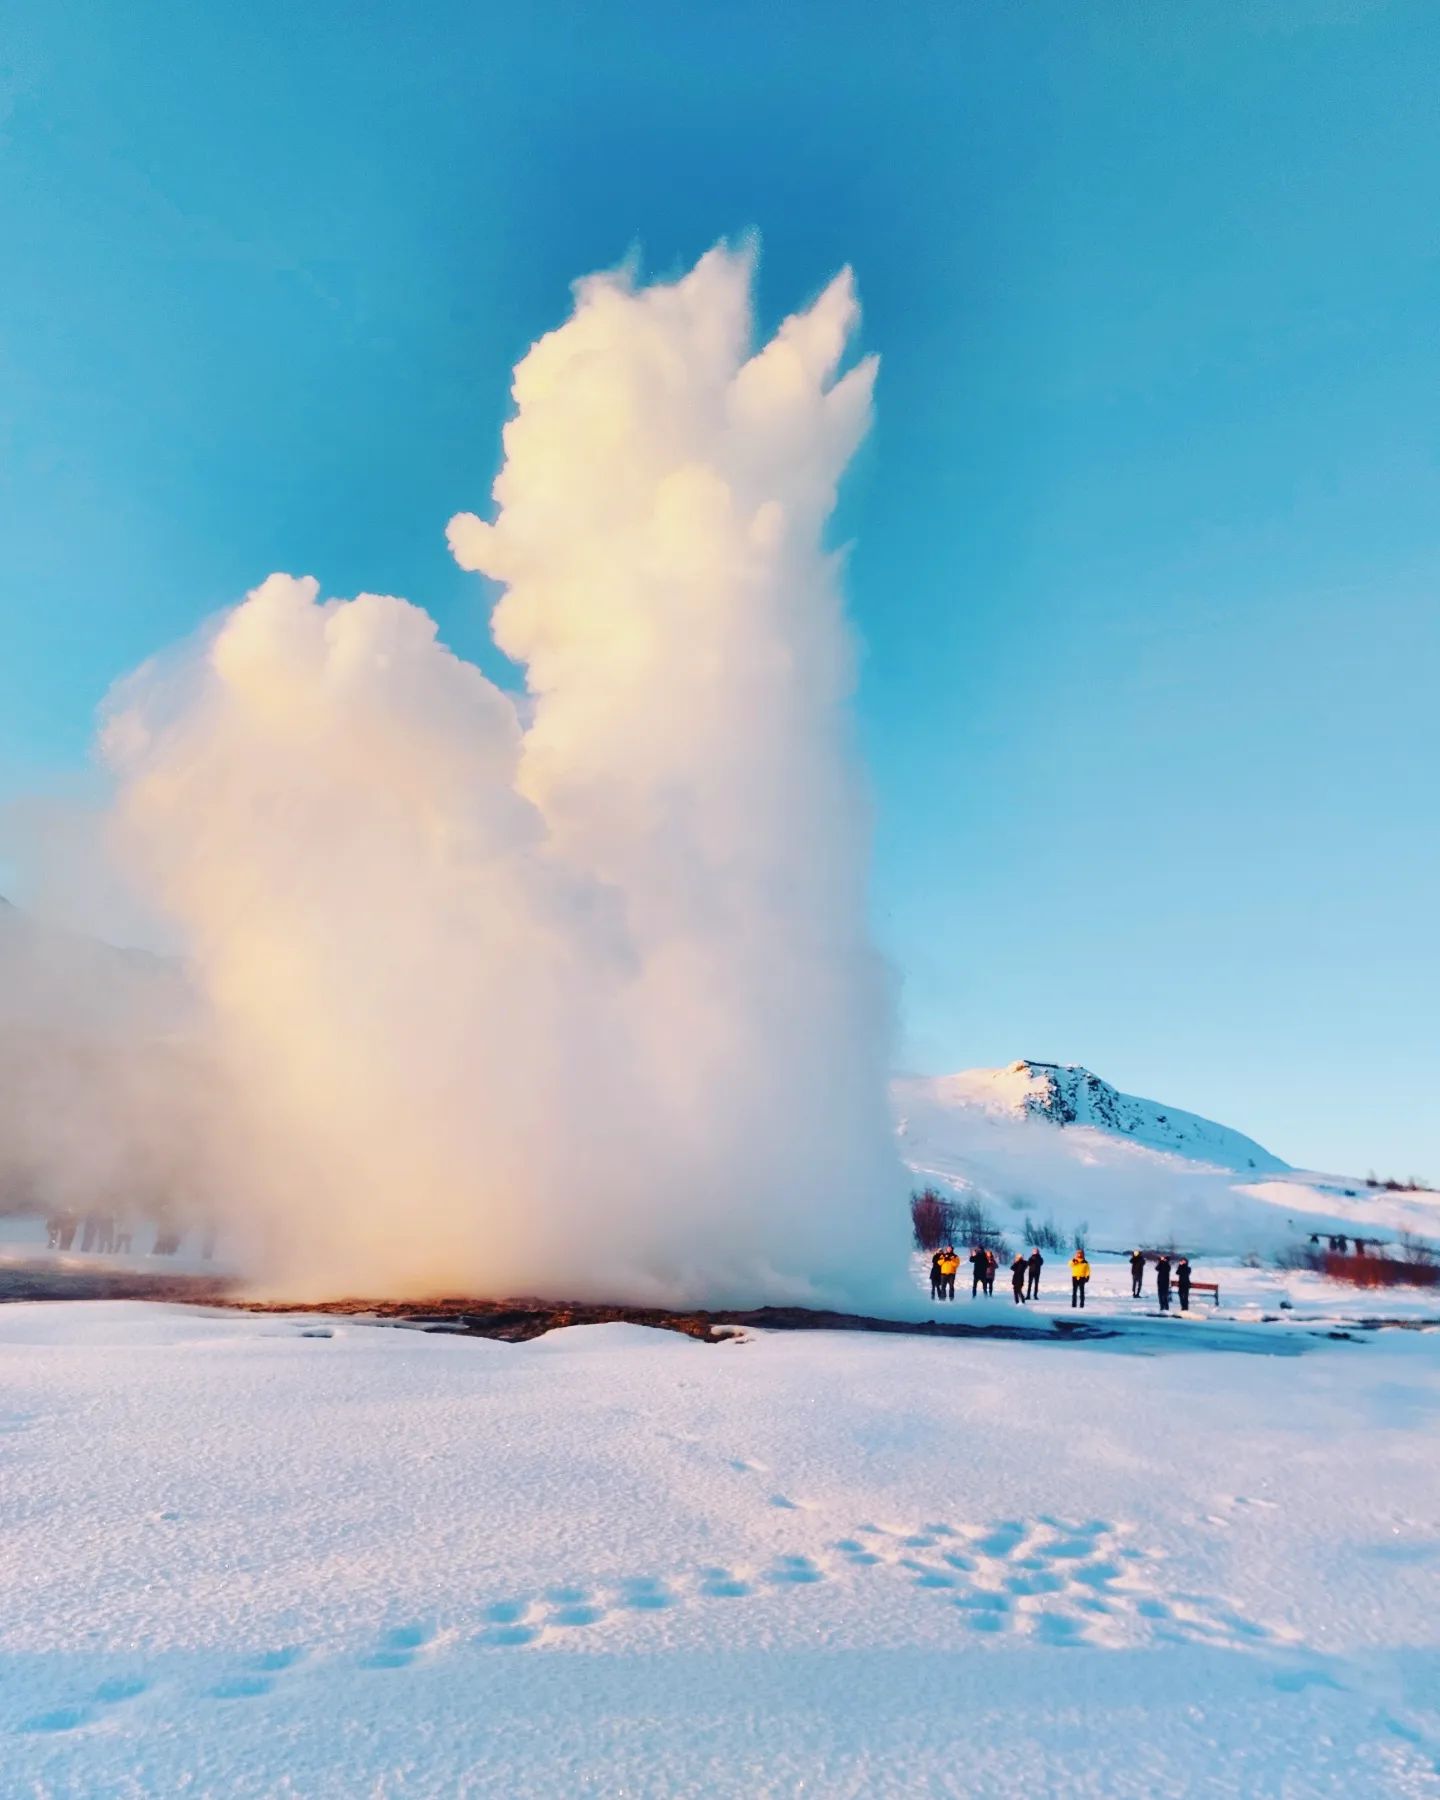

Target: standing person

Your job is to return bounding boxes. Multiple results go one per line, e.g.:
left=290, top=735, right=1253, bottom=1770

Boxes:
left=1011, top=1254, right=1028, bottom=1304
left=929, top=1251, right=945, bottom=1302
left=938, top=1246, right=960, bottom=1300
left=970, top=1245, right=987, bottom=1297
left=1155, top=1254, right=1172, bottom=1312
left=1069, top=1248, right=1091, bottom=1309
left=1130, top=1249, right=1146, bottom=1298
left=1026, top=1247, right=1043, bottom=1300
left=984, top=1248, right=998, bottom=1296
left=1175, top=1257, right=1192, bottom=1311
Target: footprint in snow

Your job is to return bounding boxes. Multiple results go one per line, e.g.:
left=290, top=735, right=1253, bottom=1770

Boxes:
left=22, top=1677, right=149, bottom=1733
left=21, top=1705, right=96, bottom=1734
left=208, top=1676, right=274, bottom=1700
left=766, top=1554, right=825, bottom=1585
left=617, top=1576, right=676, bottom=1612
left=473, top=1599, right=541, bottom=1647
left=360, top=1624, right=434, bottom=1670
left=320, top=1508, right=1285, bottom=1673
left=845, top=1513, right=1282, bottom=1654
left=698, top=1567, right=752, bottom=1599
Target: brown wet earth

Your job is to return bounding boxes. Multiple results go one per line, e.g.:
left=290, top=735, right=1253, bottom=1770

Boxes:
left=0, top=1261, right=1115, bottom=1343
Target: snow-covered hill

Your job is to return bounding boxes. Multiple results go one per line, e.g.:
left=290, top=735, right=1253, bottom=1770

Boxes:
left=911, top=1060, right=1286, bottom=1172
left=894, top=1063, right=1440, bottom=1258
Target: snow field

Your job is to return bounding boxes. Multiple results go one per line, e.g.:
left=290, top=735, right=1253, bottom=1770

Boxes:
left=1, top=1305, right=1438, bottom=1797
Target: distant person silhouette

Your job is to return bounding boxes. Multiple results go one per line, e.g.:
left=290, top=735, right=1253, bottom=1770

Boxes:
left=1026, top=1249, right=1043, bottom=1299
left=1155, top=1255, right=1172, bottom=1312
left=1130, top=1249, right=1146, bottom=1298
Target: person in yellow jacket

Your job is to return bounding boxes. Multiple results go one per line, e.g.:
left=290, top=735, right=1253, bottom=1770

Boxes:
left=1069, top=1249, right=1091, bottom=1310
left=936, top=1246, right=960, bottom=1301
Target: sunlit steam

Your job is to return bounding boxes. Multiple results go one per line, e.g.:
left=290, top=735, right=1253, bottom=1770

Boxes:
left=99, top=245, right=902, bottom=1303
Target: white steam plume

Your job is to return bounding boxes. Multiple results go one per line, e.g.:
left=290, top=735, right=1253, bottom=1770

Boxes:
left=102, top=245, right=903, bottom=1304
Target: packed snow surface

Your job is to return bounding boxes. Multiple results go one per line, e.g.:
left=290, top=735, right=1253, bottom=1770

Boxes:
left=2, top=1303, right=1438, bottom=1797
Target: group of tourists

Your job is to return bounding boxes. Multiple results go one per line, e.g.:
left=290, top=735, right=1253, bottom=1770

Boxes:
left=45, top=1210, right=134, bottom=1255
left=929, top=1244, right=1202, bottom=1312
left=926, top=1245, right=1024, bottom=1300
left=1128, top=1249, right=1195, bottom=1310
left=928, top=1245, right=1090, bottom=1307
left=43, top=1209, right=215, bottom=1259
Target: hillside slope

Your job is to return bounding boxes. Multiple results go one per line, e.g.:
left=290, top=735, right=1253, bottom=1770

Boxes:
left=914, top=1060, right=1286, bottom=1172
left=893, top=1065, right=1440, bottom=1257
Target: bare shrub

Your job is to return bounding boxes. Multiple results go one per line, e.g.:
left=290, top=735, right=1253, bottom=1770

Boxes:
left=1022, top=1215, right=1067, bottom=1253
left=910, top=1189, right=952, bottom=1252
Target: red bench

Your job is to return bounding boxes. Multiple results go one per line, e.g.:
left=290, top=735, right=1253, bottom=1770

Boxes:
left=1184, top=1280, right=1220, bottom=1307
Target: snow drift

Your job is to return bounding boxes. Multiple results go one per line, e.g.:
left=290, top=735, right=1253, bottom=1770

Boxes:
left=91, top=246, right=904, bottom=1305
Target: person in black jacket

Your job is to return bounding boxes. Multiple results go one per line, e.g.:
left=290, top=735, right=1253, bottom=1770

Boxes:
left=984, top=1249, right=998, bottom=1296
left=1155, top=1254, right=1172, bottom=1312
left=1175, top=1257, right=1192, bottom=1311
left=929, top=1251, right=945, bottom=1302
left=1129, top=1249, right=1146, bottom=1298
left=970, top=1246, right=987, bottom=1297
left=1026, top=1248, right=1043, bottom=1300
left=1011, top=1254, right=1028, bottom=1304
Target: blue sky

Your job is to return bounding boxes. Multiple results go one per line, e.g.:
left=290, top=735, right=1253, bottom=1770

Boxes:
left=2, top=0, right=1436, bottom=1176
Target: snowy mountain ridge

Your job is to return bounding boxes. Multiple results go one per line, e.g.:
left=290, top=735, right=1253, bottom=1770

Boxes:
left=907, top=1060, right=1287, bottom=1173
left=893, top=1062, right=1440, bottom=1258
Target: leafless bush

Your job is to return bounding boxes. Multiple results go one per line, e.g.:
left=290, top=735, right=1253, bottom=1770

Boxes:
left=1022, top=1214, right=1067, bottom=1253
left=910, top=1189, right=951, bottom=1252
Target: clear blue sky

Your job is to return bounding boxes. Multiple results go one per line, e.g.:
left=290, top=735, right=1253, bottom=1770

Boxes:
left=2, top=0, right=1436, bottom=1177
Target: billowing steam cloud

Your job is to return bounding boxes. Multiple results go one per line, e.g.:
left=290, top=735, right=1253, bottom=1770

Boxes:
left=100, top=245, right=903, bottom=1303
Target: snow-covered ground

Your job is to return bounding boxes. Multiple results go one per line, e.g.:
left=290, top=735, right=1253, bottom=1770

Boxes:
left=3, top=1302, right=1438, bottom=1798
left=908, top=1250, right=1440, bottom=1328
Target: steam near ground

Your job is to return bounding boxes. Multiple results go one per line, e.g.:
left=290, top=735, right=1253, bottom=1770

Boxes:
left=59, top=246, right=905, bottom=1304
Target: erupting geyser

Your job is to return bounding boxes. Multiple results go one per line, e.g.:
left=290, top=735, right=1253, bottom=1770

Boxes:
left=101, top=244, right=904, bottom=1303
